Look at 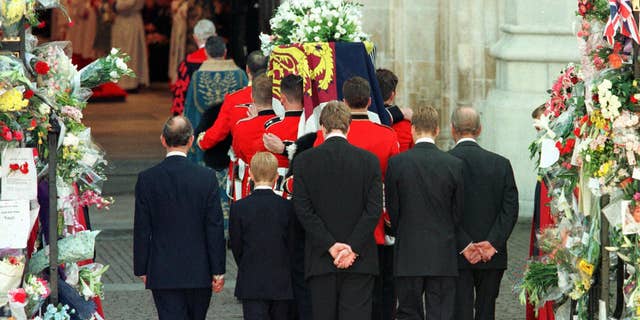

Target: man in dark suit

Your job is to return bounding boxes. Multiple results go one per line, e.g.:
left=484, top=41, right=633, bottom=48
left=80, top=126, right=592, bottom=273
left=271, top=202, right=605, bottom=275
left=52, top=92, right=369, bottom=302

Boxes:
left=385, top=106, right=464, bottom=320
left=292, top=101, right=382, bottom=320
left=134, top=116, right=226, bottom=320
left=448, top=106, right=519, bottom=320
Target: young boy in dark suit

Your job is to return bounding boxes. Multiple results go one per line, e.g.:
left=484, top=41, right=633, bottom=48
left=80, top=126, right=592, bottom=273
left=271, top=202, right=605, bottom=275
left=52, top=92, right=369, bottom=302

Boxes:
left=229, top=152, right=295, bottom=320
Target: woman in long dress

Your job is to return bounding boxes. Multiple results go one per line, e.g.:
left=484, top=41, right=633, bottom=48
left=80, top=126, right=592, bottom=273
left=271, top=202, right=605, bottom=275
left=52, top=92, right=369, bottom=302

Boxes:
left=168, top=0, right=188, bottom=84
left=111, top=0, right=150, bottom=90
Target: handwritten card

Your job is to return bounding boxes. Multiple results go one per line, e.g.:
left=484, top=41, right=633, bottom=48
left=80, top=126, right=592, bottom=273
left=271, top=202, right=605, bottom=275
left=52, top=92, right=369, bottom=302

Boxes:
left=0, top=200, right=30, bottom=249
left=1, top=148, right=37, bottom=200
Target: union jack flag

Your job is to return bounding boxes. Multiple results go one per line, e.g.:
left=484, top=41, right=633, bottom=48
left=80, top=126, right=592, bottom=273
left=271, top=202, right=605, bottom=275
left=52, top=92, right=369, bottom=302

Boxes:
left=604, top=0, right=640, bottom=45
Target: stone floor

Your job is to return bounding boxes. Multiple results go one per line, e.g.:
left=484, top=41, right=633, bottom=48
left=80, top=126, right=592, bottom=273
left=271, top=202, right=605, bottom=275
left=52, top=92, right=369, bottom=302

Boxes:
left=83, top=84, right=530, bottom=319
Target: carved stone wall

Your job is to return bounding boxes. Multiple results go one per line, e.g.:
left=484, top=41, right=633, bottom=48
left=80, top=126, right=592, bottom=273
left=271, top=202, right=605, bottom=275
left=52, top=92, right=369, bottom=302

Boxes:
left=359, top=0, right=578, bottom=217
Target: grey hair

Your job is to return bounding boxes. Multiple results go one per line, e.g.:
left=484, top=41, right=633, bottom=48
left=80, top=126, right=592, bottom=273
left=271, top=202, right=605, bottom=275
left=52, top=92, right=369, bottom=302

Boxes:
left=162, top=116, right=193, bottom=147
left=194, top=19, right=216, bottom=44
left=451, top=106, right=480, bottom=135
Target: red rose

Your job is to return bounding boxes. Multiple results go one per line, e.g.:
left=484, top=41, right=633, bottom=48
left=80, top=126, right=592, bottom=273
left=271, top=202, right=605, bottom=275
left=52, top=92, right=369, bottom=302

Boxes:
left=2, top=130, right=12, bottom=141
left=592, top=94, right=599, bottom=103
left=555, top=141, right=563, bottom=151
left=19, top=162, right=29, bottom=174
left=574, top=127, right=581, bottom=137
left=30, top=119, right=37, bottom=128
left=68, top=20, right=75, bottom=27
left=632, top=95, right=638, bottom=104
left=36, top=21, right=46, bottom=29
left=11, top=289, right=27, bottom=304
left=571, top=77, right=579, bottom=84
left=13, top=131, right=23, bottom=141
left=23, top=89, right=34, bottom=99
left=565, top=138, right=576, bottom=150
left=9, top=163, right=19, bottom=171
left=34, top=61, right=50, bottom=75
left=8, top=256, right=18, bottom=265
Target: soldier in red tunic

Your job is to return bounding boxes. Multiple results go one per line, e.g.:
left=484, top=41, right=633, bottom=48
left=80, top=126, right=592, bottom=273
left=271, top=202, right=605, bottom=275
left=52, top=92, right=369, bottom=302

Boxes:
left=231, top=74, right=275, bottom=199
left=197, top=51, right=269, bottom=151
left=377, top=69, right=414, bottom=153
left=264, top=74, right=304, bottom=195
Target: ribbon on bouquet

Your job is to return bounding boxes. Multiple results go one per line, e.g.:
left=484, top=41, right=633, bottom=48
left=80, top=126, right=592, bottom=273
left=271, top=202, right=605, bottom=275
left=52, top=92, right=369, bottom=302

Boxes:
left=604, top=0, right=640, bottom=45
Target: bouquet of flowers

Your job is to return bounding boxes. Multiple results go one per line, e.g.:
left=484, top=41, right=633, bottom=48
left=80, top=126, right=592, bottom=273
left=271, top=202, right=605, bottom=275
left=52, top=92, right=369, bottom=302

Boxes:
left=8, top=288, right=28, bottom=320
left=260, top=0, right=368, bottom=55
left=78, top=263, right=109, bottom=299
left=0, top=255, right=25, bottom=305
left=79, top=48, right=134, bottom=89
left=23, top=275, right=51, bottom=315
left=29, top=230, right=100, bottom=273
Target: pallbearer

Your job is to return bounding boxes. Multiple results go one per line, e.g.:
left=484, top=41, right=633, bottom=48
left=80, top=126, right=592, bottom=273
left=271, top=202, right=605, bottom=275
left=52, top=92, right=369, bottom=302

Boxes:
left=264, top=74, right=304, bottom=196
left=231, top=74, right=276, bottom=199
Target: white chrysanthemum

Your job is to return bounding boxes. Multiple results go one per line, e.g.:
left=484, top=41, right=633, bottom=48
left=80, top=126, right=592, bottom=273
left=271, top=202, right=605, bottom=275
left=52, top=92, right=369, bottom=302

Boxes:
left=63, top=133, right=80, bottom=147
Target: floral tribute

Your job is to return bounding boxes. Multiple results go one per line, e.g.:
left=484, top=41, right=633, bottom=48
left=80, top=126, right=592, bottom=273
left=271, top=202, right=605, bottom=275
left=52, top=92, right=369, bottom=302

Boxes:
left=259, top=0, right=368, bottom=55
left=0, top=0, right=129, bottom=317
left=522, top=0, right=640, bottom=318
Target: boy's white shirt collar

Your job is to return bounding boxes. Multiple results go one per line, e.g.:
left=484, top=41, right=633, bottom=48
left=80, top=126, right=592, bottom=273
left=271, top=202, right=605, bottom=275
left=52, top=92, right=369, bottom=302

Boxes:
left=415, top=137, right=435, bottom=144
left=166, top=151, right=187, bottom=157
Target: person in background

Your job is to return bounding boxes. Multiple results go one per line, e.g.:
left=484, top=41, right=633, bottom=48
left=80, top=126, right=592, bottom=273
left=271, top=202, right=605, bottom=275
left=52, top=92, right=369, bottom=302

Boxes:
left=185, top=35, right=247, bottom=167
left=376, top=69, right=413, bottom=153
left=449, top=106, right=519, bottom=320
left=385, top=106, right=463, bottom=320
left=229, top=152, right=295, bottom=320
left=111, top=0, right=150, bottom=91
left=143, top=0, right=172, bottom=82
left=168, top=0, right=188, bottom=83
left=171, top=19, right=217, bottom=114
left=134, top=116, right=225, bottom=320
left=526, top=104, right=555, bottom=320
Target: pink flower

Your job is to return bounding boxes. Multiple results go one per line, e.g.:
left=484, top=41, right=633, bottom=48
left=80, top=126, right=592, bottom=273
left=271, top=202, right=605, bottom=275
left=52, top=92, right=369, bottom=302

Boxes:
left=634, top=193, right=640, bottom=201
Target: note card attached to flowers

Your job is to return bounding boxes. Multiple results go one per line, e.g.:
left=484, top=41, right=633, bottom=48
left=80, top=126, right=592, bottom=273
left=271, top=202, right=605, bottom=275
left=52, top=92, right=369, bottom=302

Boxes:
left=0, top=200, right=30, bottom=249
left=1, top=148, right=37, bottom=200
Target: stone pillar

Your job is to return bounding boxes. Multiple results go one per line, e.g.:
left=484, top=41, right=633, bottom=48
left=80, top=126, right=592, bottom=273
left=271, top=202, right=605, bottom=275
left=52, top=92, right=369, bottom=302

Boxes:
left=482, top=0, right=578, bottom=218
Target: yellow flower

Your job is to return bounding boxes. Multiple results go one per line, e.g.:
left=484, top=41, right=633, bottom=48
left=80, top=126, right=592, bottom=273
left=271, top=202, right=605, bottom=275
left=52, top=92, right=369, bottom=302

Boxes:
left=590, top=111, right=608, bottom=130
left=634, top=80, right=638, bottom=87
left=578, top=259, right=594, bottom=276
left=1, top=0, right=27, bottom=25
left=0, top=88, right=28, bottom=112
left=596, top=161, right=613, bottom=177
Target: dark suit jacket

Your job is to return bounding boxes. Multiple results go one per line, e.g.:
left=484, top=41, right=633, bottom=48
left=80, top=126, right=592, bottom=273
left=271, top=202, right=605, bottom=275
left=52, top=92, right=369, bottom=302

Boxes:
left=449, top=140, right=519, bottom=270
left=292, top=136, right=382, bottom=278
left=133, top=155, right=226, bottom=289
left=385, top=142, right=464, bottom=277
left=229, top=189, right=295, bottom=300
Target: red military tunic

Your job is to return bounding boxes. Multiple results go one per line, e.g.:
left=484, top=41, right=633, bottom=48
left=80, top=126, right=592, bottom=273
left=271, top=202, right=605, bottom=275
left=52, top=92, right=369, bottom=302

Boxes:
left=315, top=113, right=400, bottom=245
left=264, top=110, right=303, bottom=168
left=198, top=86, right=252, bottom=150
left=232, top=109, right=277, bottom=198
left=392, top=119, right=414, bottom=152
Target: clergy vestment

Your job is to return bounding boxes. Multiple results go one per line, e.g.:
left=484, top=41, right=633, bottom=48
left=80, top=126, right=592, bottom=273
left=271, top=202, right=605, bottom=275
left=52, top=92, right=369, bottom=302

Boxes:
left=185, top=59, right=247, bottom=166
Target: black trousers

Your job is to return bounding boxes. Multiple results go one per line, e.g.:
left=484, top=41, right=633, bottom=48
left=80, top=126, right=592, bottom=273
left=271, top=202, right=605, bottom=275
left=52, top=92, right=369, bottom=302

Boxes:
left=242, top=299, right=291, bottom=320
left=395, top=276, right=456, bottom=320
left=454, top=269, right=504, bottom=320
left=291, top=221, right=312, bottom=320
left=151, top=288, right=212, bottom=320
left=372, top=245, right=395, bottom=320
left=307, top=273, right=375, bottom=320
